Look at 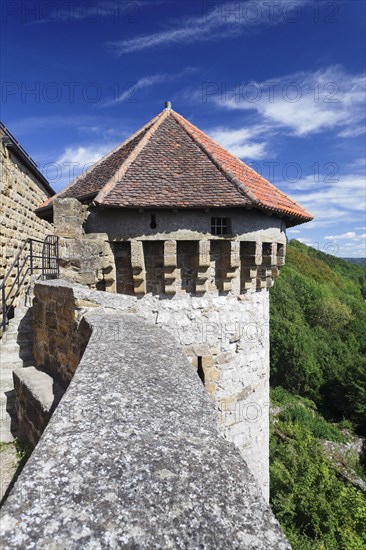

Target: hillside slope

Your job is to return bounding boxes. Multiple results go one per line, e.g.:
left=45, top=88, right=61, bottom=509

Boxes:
left=269, top=241, right=366, bottom=549
left=270, top=240, right=366, bottom=432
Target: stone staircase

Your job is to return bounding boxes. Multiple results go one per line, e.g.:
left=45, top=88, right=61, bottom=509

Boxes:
left=0, top=290, right=64, bottom=447
left=0, top=298, right=34, bottom=443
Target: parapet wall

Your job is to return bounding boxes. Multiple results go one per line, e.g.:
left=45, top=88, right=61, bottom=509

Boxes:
left=30, top=280, right=271, bottom=500
left=1, top=281, right=290, bottom=549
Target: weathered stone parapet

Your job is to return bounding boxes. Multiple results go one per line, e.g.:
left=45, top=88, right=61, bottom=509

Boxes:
left=57, top=234, right=115, bottom=291
left=53, top=197, right=88, bottom=238
left=13, top=366, right=64, bottom=448
left=32, top=281, right=93, bottom=386
left=29, top=280, right=272, bottom=501
left=1, top=282, right=290, bottom=549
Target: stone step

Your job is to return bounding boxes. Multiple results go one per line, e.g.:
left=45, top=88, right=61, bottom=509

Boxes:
left=0, top=419, right=15, bottom=443
left=0, top=342, right=32, bottom=355
left=14, top=307, right=30, bottom=319
left=0, top=358, right=31, bottom=369
left=0, top=351, right=28, bottom=363
left=0, top=381, right=15, bottom=389
left=1, top=367, right=20, bottom=378
left=0, top=378, right=16, bottom=390
left=14, top=367, right=64, bottom=447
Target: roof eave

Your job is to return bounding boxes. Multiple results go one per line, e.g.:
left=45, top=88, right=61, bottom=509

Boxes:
left=1, top=123, right=56, bottom=197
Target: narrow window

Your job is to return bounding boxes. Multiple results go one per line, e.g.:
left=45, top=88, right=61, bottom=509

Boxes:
left=150, top=214, right=157, bottom=229
left=211, top=217, right=230, bottom=236
left=197, top=356, right=205, bottom=385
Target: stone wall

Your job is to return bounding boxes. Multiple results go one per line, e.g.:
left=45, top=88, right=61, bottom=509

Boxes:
left=52, top=199, right=116, bottom=291
left=2, top=281, right=290, bottom=548
left=32, top=282, right=94, bottom=386
left=31, top=280, right=273, bottom=501
left=85, top=204, right=287, bottom=241
left=0, top=126, right=54, bottom=305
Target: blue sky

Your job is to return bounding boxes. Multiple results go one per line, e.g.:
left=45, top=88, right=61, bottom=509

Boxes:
left=1, top=0, right=365, bottom=257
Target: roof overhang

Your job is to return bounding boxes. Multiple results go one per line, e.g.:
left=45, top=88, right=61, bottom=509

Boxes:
left=1, top=122, right=56, bottom=197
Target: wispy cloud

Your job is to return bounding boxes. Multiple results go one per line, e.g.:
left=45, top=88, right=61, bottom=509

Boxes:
left=289, top=172, right=366, bottom=229
left=46, top=142, right=117, bottom=190
left=214, top=66, right=365, bottom=137
left=207, top=124, right=270, bottom=160
left=56, top=144, right=113, bottom=167
left=107, top=0, right=308, bottom=55
left=102, top=67, right=198, bottom=107
left=324, top=231, right=366, bottom=241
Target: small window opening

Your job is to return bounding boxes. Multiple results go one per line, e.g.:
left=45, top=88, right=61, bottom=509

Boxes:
left=211, top=217, right=230, bottom=236
left=197, top=356, right=205, bottom=385
left=150, top=214, right=157, bottom=229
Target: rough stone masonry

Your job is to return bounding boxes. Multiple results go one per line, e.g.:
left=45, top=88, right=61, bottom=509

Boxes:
left=0, top=123, right=55, bottom=309
left=0, top=281, right=291, bottom=549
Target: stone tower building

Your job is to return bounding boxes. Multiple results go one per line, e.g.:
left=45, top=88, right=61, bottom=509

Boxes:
left=37, top=105, right=312, bottom=501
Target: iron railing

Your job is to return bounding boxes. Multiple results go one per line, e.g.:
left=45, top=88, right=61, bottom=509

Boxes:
left=0, top=236, right=59, bottom=333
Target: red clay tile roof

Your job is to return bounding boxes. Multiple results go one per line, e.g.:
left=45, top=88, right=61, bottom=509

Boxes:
left=37, top=108, right=313, bottom=226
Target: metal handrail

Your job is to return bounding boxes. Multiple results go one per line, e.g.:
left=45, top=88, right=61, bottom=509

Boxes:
left=0, top=237, right=59, bottom=333
left=1, top=239, right=36, bottom=289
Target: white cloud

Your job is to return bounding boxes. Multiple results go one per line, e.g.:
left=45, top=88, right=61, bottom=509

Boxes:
left=324, top=232, right=366, bottom=241
left=207, top=125, right=269, bottom=159
left=57, top=144, right=112, bottom=169
left=216, top=66, right=365, bottom=138
left=107, top=0, right=308, bottom=55
left=287, top=172, right=366, bottom=229
left=47, top=143, right=115, bottom=190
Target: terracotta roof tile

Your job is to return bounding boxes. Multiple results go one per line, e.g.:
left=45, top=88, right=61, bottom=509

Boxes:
left=37, top=108, right=313, bottom=226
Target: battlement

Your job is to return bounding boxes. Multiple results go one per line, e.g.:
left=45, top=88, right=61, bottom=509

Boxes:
left=53, top=198, right=286, bottom=297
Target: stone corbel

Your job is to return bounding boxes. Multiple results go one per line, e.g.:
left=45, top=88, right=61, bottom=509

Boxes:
left=196, top=240, right=210, bottom=293
left=130, top=240, right=146, bottom=295
left=164, top=240, right=178, bottom=294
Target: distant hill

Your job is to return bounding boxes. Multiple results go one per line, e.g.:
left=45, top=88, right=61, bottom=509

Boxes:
left=343, top=257, right=366, bottom=267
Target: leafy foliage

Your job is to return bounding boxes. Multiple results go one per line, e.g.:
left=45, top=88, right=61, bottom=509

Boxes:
left=270, top=242, right=366, bottom=548
left=270, top=241, right=366, bottom=433
left=270, top=414, right=366, bottom=550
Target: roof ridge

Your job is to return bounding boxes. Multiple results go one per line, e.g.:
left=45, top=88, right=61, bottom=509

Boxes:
left=170, top=110, right=256, bottom=207
left=95, top=109, right=169, bottom=204
left=170, top=111, right=313, bottom=220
